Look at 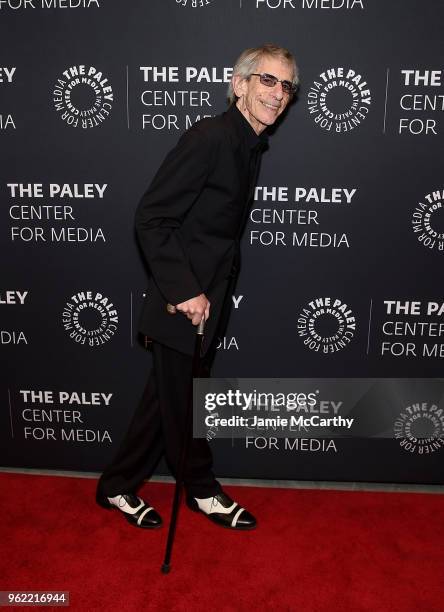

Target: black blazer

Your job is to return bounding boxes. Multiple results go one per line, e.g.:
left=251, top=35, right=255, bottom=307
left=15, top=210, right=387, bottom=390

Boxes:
left=135, top=104, right=267, bottom=356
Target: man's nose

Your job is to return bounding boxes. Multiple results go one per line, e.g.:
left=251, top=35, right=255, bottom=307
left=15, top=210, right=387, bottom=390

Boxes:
left=272, top=84, right=284, bottom=100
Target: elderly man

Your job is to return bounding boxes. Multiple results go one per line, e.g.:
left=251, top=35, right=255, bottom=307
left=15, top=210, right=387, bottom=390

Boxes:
left=96, top=43, right=298, bottom=530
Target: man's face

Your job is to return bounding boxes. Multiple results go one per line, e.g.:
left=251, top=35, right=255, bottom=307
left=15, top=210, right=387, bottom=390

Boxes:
left=234, top=56, right=294, bottom=135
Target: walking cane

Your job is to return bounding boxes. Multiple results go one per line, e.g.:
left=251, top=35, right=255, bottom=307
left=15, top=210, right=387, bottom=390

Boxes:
left=161, top=304, right=205, bottom=574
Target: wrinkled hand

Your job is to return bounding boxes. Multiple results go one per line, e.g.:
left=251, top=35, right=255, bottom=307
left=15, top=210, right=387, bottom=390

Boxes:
left=175, top=293, right=210, bottom=326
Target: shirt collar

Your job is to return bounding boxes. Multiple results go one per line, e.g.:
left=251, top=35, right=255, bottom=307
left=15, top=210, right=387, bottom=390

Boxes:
left=227, top=103, right=269, bottom=150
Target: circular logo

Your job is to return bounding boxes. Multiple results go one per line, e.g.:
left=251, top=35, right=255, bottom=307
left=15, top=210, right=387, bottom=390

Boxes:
left=412, top=189, right=444, bottom=251
left=394, top=402, right=444, bottom=454
left=53, top=65, right=114, bottom=128
left=298, top=297, right=356, bottom=353
left=307, top=67, right=371, bottom=133
left=62, top=291, right=118, bottom=347
left=175, top=0, right=212, bottom=7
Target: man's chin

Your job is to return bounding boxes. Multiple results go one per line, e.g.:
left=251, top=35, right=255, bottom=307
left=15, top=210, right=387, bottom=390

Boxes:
left=261, top=117, right=277, bottom=127
left=260, top=110, right=281, bottom=126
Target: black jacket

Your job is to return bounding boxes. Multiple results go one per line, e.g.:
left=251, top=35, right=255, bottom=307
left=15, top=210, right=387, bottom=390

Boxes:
left=135, top=103, right=267, bottom=356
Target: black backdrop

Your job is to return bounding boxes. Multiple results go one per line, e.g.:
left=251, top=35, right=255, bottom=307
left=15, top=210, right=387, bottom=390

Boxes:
left=1, top=0, right=443, bottom=484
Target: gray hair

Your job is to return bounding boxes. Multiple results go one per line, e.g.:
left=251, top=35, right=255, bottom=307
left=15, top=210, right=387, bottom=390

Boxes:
left=227, top=43, right=299, bottom=105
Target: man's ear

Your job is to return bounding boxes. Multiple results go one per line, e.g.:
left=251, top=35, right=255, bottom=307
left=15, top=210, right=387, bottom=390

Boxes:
left=232, top=74, right=247, bottom=99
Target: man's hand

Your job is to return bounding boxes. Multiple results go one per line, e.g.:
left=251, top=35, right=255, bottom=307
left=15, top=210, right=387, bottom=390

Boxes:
left=175, top=293, right=210, bottom=326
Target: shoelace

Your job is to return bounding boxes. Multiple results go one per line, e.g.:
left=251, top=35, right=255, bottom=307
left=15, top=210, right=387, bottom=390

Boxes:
left=118, top=495, right=140, bottom=509
left=210, top=495, right=235, bottom=510
left=118, top=495, right=126, bottom=508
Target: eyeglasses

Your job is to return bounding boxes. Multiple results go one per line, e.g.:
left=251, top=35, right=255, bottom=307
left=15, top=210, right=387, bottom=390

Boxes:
left=249, top=73, right=297, bottom=95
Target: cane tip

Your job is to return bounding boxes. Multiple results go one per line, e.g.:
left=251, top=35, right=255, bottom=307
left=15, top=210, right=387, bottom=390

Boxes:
left=161, top=563, right=171, bottom=574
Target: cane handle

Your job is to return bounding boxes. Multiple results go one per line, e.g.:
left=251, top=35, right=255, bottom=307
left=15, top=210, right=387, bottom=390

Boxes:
left=167, top=303, right=205, bottom=335
left=197, top=318, right=205, bottom=335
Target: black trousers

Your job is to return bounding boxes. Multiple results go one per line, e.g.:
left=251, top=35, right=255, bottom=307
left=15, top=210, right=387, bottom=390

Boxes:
left=97, top=341, right=222, bottom=499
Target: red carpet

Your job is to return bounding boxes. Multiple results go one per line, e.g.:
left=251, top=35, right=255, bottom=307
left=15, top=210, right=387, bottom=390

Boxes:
left=1, top=473, right=443, bottom=611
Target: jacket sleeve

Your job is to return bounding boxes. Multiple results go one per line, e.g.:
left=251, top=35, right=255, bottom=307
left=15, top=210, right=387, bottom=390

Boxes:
left=135, top=126, right=216, bottom=306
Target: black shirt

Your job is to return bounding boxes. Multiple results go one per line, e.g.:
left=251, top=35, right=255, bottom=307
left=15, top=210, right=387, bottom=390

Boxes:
left=225, top=103, right=268, bottom=239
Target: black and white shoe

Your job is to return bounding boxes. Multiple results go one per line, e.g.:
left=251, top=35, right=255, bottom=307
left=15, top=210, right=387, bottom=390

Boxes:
left=97, top=492, right=162, bottom=529
left=186, top=491, right=256, bottom=530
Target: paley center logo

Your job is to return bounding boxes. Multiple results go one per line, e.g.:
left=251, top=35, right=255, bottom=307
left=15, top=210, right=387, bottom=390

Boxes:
left=411, top=188, right=444, bottom=251
left=394, top=402, right=444, bottom=454
left=53, top=65, right=113, bottom=128
left=175, top=0, right=212, bottom=7
left=298, top=297, right=356, bottom=353
left=62, top=291, right=118, bottom=347
left=307, top=67, right=371, bottom=132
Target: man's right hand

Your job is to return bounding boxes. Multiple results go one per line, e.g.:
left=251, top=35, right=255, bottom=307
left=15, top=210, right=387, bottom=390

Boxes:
left=175, top=293, right=210, bottom=326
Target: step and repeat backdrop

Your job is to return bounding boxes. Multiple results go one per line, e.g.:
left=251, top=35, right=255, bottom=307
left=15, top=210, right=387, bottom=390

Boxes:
left=1, top=0, right=443, bottom=484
